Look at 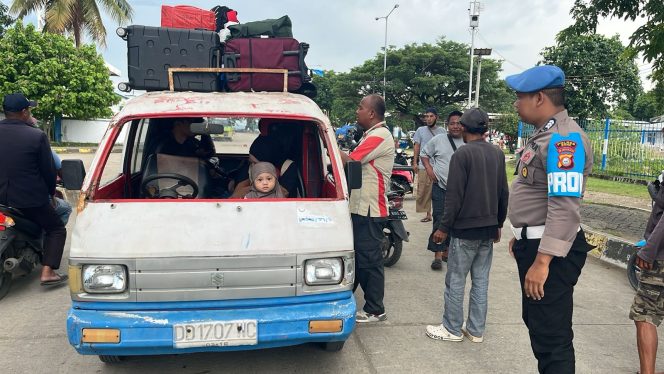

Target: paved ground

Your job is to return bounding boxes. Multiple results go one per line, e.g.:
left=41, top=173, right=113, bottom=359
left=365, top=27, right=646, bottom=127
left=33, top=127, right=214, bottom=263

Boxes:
left=581, top=202, right=649, bottom=242
left=0, top=188, right=659, bottom=373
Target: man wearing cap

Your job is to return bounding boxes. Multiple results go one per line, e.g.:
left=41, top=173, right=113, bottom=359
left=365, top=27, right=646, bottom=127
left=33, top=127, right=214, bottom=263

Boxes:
left=413, top=108, right=446, bottom=223
left=506, top=66, right=593, bottom=373
left=425, top=108, right=509, bottom=343
left=0, top=93, right=68, bottom=286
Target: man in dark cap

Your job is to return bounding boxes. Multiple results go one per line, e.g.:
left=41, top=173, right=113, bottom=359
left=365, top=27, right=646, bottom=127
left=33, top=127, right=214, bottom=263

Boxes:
left=425, top=108, right=508, bottom=344
left=0, top=93, right=68, bottom=286
left=413, top=108, right=445, bottom=223
left=506, top=65, right=593, bottom=373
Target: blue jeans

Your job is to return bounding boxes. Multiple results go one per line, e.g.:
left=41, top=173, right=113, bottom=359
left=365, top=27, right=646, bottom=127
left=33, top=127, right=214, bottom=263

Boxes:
left=443, top=237, right=493, bottom=337
left=53, top=197, right=72, bottom=225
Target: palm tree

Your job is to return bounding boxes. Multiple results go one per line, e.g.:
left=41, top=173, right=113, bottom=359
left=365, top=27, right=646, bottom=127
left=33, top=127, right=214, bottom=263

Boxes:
left=10, top=0, right=133, bottom=48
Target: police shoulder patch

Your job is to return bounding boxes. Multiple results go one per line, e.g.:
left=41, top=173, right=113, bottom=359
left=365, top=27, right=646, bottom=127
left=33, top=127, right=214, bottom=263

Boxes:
left=547, top=132, right=585, bottom=198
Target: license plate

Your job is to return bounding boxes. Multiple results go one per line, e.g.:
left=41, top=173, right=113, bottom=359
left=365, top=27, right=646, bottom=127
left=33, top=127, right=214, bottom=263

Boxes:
left=173, top=320, right=258, bottom=348
left=390, top=211, right=407, bottom=220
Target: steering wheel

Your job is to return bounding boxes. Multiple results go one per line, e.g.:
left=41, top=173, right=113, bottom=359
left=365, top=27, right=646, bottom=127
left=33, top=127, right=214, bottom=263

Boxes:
left=141, top=173, right=199, bottom=199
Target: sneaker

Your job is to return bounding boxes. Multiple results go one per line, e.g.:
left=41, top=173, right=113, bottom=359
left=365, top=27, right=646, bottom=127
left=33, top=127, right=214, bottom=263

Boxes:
left=356, top=311, right=387, bottom=323
left=431, top=259, right=443, bottom=270
left=461, top=323, right=484, bottom=343
left=425, top=324, right=463, bottom=342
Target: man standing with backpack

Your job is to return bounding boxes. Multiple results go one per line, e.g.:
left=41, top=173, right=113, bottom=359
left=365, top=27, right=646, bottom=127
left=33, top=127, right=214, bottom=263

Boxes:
left=420, top=110, right=465, bottom=270
left=425, top=108, right=509, bottom=343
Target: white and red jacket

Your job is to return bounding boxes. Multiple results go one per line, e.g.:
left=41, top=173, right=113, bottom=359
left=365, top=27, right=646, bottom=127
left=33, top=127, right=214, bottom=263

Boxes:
left=348, top=121, right=395, bottom=218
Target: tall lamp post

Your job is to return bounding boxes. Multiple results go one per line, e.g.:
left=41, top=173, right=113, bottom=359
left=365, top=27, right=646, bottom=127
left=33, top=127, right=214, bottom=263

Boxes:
left=375, top=4, right=399, bottom=99
left=473, top=48, right=492, bottom=108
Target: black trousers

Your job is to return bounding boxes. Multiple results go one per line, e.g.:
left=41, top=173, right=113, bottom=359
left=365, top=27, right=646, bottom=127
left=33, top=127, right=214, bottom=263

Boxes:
left=351, top=214, right=385, bottom=315
left=428, top=184, right=449, bottom=252
left=19, top=203, right=67, bottom=270
left=513, top=230, right=591, bottom=374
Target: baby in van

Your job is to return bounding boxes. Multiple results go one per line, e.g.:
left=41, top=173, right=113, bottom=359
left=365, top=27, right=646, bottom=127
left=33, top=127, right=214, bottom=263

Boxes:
left=244, top=162, right=285, bottom=199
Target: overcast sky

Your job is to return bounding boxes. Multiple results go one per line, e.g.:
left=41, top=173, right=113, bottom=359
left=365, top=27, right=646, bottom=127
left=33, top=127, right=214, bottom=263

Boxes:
left=2, top=0, right=654, bottom=89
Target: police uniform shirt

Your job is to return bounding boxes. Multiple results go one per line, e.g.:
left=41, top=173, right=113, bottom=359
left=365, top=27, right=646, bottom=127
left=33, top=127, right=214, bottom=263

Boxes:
left=508, top=110, right=593, bottom=257
left=348, top=121, right=395, bottom=218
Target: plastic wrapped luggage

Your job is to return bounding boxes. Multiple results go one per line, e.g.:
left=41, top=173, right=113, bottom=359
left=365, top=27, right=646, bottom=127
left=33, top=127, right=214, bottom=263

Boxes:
left=161, top=5, right=216, bottom=31
left=120, top=25, right=221, bottom=92
left=228, top=15, right=292, bottom=38
left=223, top=38, right=311, bottom=92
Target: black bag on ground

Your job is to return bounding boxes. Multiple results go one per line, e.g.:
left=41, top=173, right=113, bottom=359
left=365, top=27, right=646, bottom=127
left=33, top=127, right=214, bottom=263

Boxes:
left=122, top=25, right=221, bottom=92
left=223, top=37, right=310, bottom=92
left=228, top=16, right=293, bottom=38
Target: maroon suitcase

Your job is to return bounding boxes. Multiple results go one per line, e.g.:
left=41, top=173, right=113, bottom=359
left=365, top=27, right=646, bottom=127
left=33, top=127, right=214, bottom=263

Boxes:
left=223, top=38, right=310, bottom=92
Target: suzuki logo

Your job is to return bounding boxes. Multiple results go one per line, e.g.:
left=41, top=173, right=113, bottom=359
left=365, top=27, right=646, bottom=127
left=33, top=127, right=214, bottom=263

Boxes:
left=211, top=272, right=224, bottom=287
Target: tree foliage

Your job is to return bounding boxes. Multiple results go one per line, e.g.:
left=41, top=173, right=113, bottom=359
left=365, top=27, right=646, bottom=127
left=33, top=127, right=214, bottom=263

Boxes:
left=560, top=0, right=664, bottom=92
left=10, top=0, right=133, bottom=47
left=541, top=34, right=642, bottom=119
left=312, top=38, right=514, bottom=130
left=0, top=3, right=14, bottom=37
left=632, top=89, right=664, bottom=120
left=0, top=21, right=120, bottom=137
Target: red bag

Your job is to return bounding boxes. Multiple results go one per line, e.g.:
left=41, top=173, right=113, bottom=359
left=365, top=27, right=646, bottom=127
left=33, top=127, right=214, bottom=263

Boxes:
left=161, top=5, right=216, bottom=31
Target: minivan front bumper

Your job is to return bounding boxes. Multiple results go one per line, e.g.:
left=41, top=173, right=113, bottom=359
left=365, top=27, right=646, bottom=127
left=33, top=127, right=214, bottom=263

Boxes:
left=67, top=291, right=355, bottom=356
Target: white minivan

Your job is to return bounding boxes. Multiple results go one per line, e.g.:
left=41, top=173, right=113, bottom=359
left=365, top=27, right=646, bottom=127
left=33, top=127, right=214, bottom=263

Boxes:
left=64, top=91, right=362, bottom=362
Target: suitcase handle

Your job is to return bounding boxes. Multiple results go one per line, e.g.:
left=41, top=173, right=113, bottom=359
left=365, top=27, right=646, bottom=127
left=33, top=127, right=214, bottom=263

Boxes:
left=168, top=67, right=289, bottom=92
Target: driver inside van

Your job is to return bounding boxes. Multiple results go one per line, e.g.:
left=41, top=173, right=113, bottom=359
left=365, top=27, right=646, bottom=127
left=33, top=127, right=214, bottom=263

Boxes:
left=155, top=117, right=216, bottom=159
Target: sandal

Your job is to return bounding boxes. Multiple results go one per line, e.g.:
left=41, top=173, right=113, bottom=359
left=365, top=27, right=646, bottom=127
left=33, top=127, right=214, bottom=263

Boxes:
left=420, top=217, right=432, bottom=223
left=40, top=273, right=68, bottom=287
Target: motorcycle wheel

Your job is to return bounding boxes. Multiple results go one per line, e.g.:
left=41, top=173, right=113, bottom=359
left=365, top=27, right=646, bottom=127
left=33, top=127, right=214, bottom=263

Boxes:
left=0, top=271, right=12, bottom=301
left=627, top=254, right=642, bottom=291
left=382, top=235, right=403, bottom=268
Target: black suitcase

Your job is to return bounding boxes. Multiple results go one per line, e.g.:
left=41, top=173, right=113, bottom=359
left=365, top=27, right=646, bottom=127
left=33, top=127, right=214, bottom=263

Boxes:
left=120, top=25, right=221, bottom=92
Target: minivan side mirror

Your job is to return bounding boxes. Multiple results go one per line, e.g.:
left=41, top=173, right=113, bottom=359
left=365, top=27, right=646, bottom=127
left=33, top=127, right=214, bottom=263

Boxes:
left=345, top=161, right=362, bottom=191
left=60, top=159, right=86, bottom=190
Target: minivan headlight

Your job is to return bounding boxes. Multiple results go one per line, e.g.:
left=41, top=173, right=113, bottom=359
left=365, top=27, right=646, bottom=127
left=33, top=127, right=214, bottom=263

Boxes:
left=82, top=265, right=127, bottom=293
left=305, top=258, right=343, bottom=285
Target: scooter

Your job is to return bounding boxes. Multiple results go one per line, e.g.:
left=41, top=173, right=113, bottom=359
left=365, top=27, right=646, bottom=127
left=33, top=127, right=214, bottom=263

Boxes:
left=381, top=190, right=409, bottom=267
left=391, top=149, right=413, bottom=195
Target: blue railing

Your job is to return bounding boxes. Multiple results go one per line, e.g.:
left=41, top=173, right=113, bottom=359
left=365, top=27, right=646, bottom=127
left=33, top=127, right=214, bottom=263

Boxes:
left=517, top=119, right=664, bottom=181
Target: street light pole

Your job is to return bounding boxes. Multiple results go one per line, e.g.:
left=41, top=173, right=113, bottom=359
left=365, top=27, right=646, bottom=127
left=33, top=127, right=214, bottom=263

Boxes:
left=376, top=4, right=399, bottom=99
left=473, top=48, right=492, bottom=108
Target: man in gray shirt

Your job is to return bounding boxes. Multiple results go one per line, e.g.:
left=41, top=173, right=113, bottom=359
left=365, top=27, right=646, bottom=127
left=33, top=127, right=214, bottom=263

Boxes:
left=421, top=110, right=465, bottom=270
left=412, top=108, right=446, bottom=223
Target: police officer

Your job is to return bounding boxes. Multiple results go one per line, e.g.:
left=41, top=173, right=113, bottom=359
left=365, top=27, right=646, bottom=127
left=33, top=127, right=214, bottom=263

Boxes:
left=506, top=66, right=593, bottom=373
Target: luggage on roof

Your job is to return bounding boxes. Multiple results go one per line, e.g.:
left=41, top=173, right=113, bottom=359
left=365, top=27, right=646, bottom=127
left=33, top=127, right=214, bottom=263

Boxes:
left=161, top=5, right=216, bottom=31
left=228, top=16, right=293, bottom=38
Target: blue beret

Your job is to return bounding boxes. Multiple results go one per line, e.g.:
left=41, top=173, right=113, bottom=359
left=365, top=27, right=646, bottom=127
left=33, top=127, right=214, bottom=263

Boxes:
left=505, top=65, right=565, bottom=93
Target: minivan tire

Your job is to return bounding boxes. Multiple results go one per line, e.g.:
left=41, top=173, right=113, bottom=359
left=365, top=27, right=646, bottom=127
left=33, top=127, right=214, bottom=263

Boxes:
left=99, top=355, right=123, bottom=364
left=321, top=341, right=345, bottom=352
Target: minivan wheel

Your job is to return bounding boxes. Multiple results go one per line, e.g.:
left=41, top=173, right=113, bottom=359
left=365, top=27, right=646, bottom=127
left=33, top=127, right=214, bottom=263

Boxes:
left=0, top=271, right=12, bottom=301
left=321, top=341, right=345, bottom=352
left=99, top=355, right=123, bottom=364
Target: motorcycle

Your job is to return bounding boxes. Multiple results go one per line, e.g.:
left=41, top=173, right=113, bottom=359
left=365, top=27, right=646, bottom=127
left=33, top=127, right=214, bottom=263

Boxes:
left=391, top=149, right=413, bottom=195
left=381, top=190, right=409, bottom=267
left=0, top=159, right=85, bottom=300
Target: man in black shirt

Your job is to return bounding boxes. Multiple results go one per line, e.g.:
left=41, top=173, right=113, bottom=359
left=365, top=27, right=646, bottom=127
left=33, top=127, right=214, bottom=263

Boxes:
left=0, top=93, right=68, bottom=286
left=426, top=108, right=509, bottom=343
left=156, top=117, right=215, bottom=159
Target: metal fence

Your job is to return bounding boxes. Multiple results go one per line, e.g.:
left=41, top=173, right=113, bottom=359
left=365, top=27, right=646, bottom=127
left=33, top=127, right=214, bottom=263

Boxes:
left=517, top=118, right=664, bottom=181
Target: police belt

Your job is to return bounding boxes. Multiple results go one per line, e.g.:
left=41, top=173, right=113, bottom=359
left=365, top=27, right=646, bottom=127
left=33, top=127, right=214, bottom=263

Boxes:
left=511, top=225, right=581, bottom=240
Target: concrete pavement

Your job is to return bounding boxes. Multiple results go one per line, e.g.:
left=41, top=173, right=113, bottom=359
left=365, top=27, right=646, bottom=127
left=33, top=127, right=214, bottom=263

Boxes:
left=0, top=192, right=657, bottom=373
